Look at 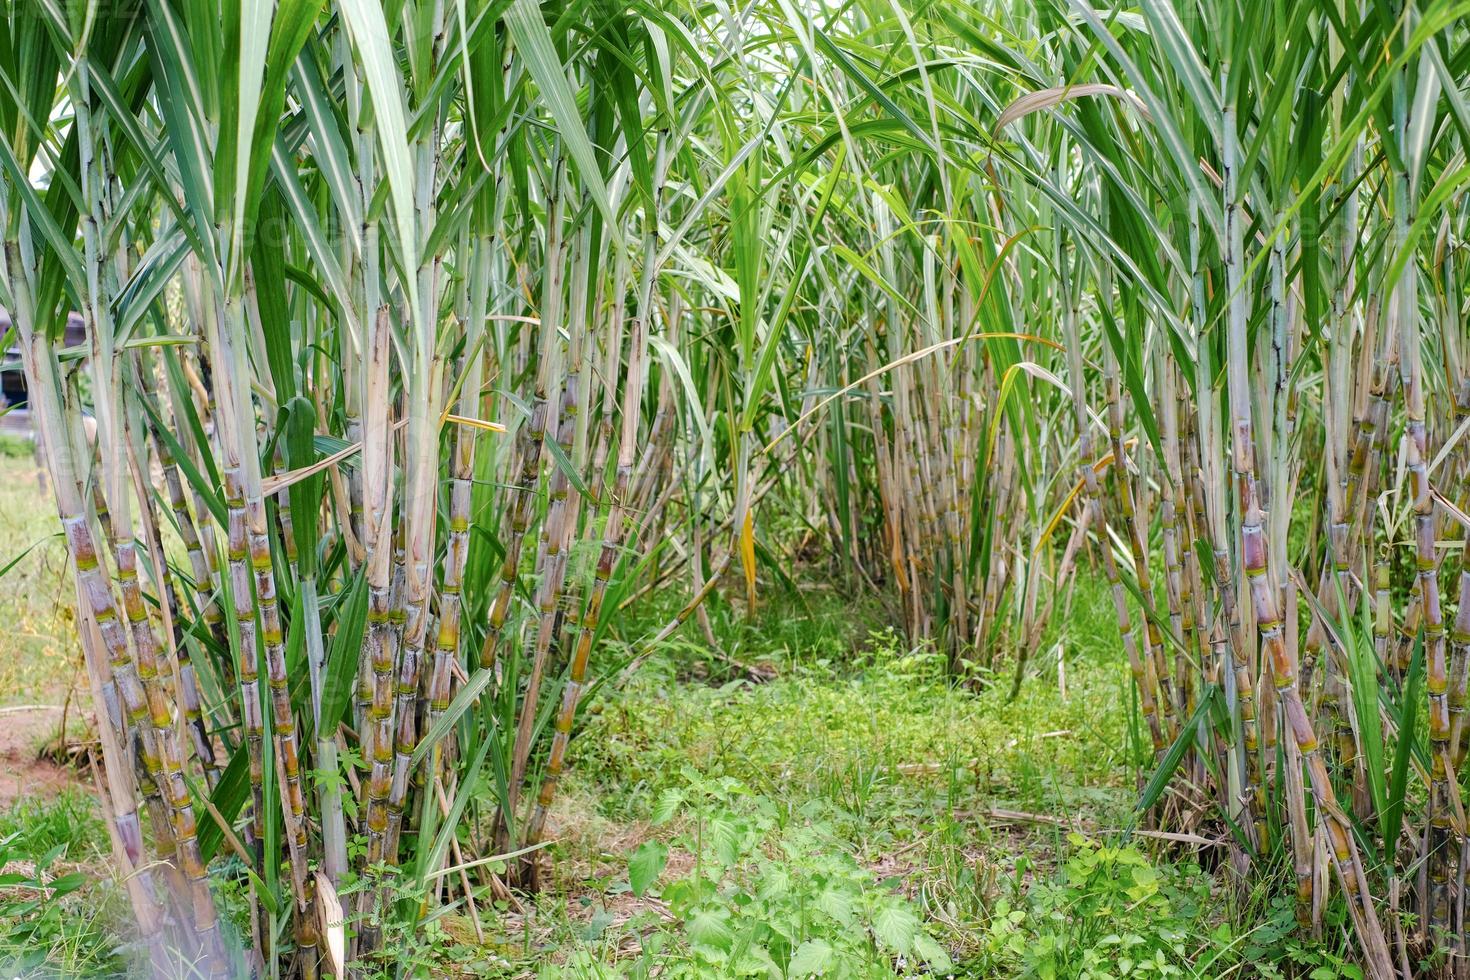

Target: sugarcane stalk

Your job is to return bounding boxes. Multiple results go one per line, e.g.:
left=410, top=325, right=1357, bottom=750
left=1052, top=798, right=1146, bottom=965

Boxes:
left=505, top=179, right=583, bottom=821
left=425, top=240, right=491, bottom=758
left=353, top=304, right=397, bottom=953
left=1102, top=314, right=1176, bottom=739
left=1223, top=94, right=1393, bottom=977
left=478, top=157, right=568, bottom=676
left=136, top=372, right=225, bottom=788
left=522, top=132, right=670, bottom=872
left=1, top=259, right=179, bottom=970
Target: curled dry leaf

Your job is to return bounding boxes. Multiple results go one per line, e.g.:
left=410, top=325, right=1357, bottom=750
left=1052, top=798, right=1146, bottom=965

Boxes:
left=994, top=84, right=1150, bottom=134
left=315, top=871, right=345, bottom=977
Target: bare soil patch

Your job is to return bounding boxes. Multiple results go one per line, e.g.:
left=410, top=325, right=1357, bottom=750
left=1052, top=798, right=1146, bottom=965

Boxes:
left=0, top=704, right=89, bottom=809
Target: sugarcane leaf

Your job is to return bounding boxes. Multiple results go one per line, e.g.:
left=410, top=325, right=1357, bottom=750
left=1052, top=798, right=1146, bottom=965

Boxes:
left=139, top=396, right=227, bottom=526
left=0, top=535, right=58, bottom=581
left=312, top=434, right=353, bottom=457
left=541, top=433, right=591, bottom=501
left=113, top=231, right=192, bottom=341
left=995, top=83, right=1148, bottom=133
left=240, top=0, right=325, bottom=246
left=419, top=732, right=493, bottom=885
left=739, top=506, right=756, bottom=612
left=811, top=27, right=937, bottom=156
left=412, top=666, right=495, bottom=768
left=270, top=138, right=360, bottom=322
left=86, top=62, right=205, bottom=259
left=1384, top=636, right=1423, bottom=848
left=244, top=866, right=279, bottom=917
left=0, top=135, right=84, bottom=290
left=159, top=345, right=223, bottom=487
left=502, top=0, right=617, bottom=235
left=649, top=335, right=715, bottom=464
left=753, top=537, right=796, bottom=594
left=200, top=743, right=249, bottom=863
left=141, top=0, right=222, bottom=274
left=1071, top=2, right=1222, bottom=243
left=654, top=130, right=769, bottom=272
left=319, top=570, right=368, bottom=731
left=284, top=587, right=311, bottom=722
left=337, top=0, right=421, bottom=299
left=597, top=11, right=654, bottom=220
left=289, top=48, right=360, bottom=234
left=1137, top=684, right=1216, bottom=814
left=740, top=252, right=806, bottom=431
left=1346, top=587, right=1387, bottom=823
left=1383, top=162, right=1470, bottom=293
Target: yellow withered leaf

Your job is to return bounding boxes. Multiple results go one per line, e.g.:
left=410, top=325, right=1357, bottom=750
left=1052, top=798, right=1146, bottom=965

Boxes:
left=740, top=508, right=757, bottom=615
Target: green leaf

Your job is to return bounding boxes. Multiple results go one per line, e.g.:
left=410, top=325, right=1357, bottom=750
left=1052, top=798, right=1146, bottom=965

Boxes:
left=0, top=535, right=58, bottom=581
left=707, top=814, right=740, bottom=866
left=421, top=731, right=495, bottom=885
left=816, top=884, right=854, bottom=925
left=628, top=840, right=667, bottom=897
left=811, top=28, right=937, bottom=156
left=337, top=0, right=421, bottom=311
left=542, top=433, right=591, bottom=501
left=649, top=335, right=715, bottom=463
left=319, top=571, right=367, bottom=731
left=787, top=937, right=834, bottom=976
left=1137, top=685, right=1216, bottom=815
left=411, top=665, right=496, bottom=768
left=871, top=903, right=917, bottom=955
left=1385, top=636, right=1423, bottom=848
left=652, top=788, right=684, bottom=825
left=501, top=0, right=617, bottom=236
left=199, top=746, right=249, bottom=863
left=44, top=871, right=85, bottom=895
left=687, top=908, right=734, bottom=952
left=0, top=135, right=85, bottom=290
left=914, top=933, right=953, bottom=972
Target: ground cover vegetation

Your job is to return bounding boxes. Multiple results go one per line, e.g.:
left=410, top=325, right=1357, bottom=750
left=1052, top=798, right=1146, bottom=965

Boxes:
left=1, top=0, right=1469, bottom=976
left=0, top=547, right=1370, bottom=978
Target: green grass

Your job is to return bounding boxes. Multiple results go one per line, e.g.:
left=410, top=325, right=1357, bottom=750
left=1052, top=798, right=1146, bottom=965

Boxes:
left=0, top=432, right=36, bottom=459
left=0, top=788, right=127, bottom=978
left=574, top=625, right=1131, bottom=834
left=414, top=579, right=1359, bottom=978
left=0, top=455, right=130, bottom=978
left=0, top=788, right=105, bottom=854
left=0, top=456, right=85, bottom=708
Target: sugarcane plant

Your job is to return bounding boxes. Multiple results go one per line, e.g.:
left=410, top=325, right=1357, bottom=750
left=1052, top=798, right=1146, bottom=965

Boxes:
left=6, top=0, right=1470, bottom=976
left=0, top=0, right=793, bottom=974
left=968, top=0, right=1470, bottom=975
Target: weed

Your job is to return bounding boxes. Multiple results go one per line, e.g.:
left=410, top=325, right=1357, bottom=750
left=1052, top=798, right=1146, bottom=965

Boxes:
left=0, top=790, right=125, bottom=977
left=547, top=772, right=954, bottom=977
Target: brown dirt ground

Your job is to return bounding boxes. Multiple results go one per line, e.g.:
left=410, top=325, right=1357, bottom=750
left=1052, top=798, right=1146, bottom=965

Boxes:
left=0, top=703, right=91, bottom=809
